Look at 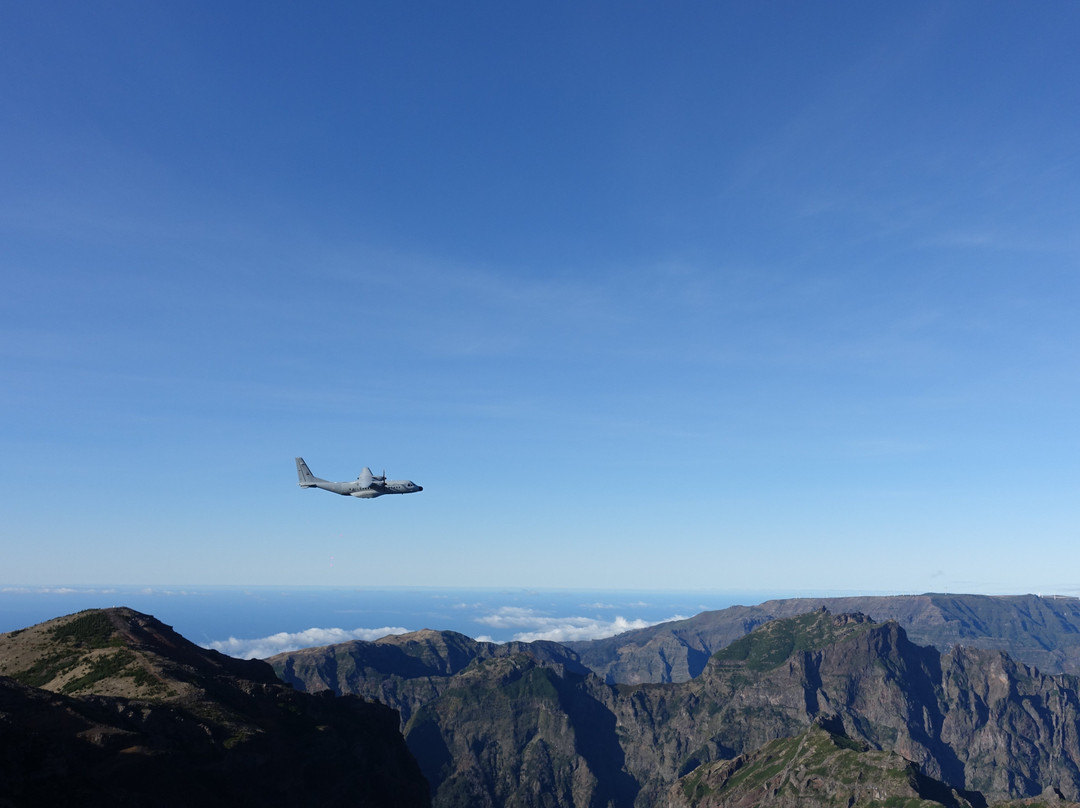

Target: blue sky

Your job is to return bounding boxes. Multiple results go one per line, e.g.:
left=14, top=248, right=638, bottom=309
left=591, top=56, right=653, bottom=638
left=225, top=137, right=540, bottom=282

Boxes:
left=2, top=2, right=1078, bottom=594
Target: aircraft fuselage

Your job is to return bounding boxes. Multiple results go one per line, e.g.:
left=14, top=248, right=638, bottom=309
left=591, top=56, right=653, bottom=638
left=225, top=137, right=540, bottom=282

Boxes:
left=295, top=458, right=422, bottom=499
left=303, top=478, right=422, bottom=498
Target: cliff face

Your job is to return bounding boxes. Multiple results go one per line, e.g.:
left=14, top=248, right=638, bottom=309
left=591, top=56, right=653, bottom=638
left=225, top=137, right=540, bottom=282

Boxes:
left=0, top=608, right=429, bottom=808
left=404, top=654, right=638, bottom=808
left=568, top=594, right=1080, bottom=684
left=270, top=627, right=590, bottom=727
left=273, top=610, right=1080, bottom=808
left=615, top=611, right=1080, bottom=805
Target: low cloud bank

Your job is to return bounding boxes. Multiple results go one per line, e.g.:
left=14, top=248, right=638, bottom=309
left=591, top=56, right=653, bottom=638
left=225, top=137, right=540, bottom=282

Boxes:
left=476, top=606, right=685, bottom=643
left=203, top=605, right=685, bottom=659
left=204, top=626, right=410, bottom=659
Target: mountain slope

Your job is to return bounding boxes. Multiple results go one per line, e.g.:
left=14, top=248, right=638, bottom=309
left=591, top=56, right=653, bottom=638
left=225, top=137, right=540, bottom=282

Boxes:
left=667, top=725, right=979, bottom=808
left=270, top=627, right=589, bottom=726
left=404, top=653, right=638, bottom=808
left=0, top=608, right=429, bottom=808
left=273, top=609, right=1080, bottom=808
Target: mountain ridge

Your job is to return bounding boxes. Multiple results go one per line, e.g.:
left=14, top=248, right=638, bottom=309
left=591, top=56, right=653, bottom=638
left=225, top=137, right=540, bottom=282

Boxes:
left=271, top=625, right=591, bottom=727
left=272, top=608, right=1080, bottom=807
left=10, top=598, right=1080, bottom=807
left=566, top=593, right=1080, bottom=683
left=0, top=607, right=430, bottom=807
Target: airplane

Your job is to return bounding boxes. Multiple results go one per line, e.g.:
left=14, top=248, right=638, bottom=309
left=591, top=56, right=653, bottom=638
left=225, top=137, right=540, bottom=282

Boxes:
left=295, top=457, right=423, bottom=499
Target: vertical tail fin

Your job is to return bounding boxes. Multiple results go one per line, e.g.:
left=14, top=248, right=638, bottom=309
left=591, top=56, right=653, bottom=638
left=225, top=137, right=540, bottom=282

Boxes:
left=295, top=457, right=318, bottom=487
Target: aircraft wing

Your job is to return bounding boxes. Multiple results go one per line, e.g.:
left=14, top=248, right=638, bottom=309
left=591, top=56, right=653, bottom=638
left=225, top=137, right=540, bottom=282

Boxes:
left=357, top=467, right=386, bottom=491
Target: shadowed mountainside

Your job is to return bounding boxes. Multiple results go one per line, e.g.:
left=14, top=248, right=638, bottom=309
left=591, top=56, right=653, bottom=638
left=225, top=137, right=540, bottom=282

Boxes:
left=0, top=608, right=429, bottom=807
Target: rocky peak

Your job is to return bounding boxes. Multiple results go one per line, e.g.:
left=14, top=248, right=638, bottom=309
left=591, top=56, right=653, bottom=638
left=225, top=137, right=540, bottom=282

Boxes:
left=0, top=607, right=277, bottom=702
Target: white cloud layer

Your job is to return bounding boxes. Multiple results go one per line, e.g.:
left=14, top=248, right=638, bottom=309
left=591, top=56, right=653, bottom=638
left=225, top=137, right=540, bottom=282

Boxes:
left=204, top=626, right=410, bottom=660
left=475, top=606, right=685, bottom=643
left=201, top=606, right=685, bottom=659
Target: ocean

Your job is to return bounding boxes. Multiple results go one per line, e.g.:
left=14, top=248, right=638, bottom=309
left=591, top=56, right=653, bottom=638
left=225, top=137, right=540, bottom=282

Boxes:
left=0, top=585, right=781, bottom=659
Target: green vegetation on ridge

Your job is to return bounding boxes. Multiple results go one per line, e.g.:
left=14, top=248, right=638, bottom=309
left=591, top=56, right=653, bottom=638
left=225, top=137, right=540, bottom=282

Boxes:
left=713, top=610, right=875, bottom=672
left=676, top=727, right=965, bottom=808
left=50, top=611, right=123, bottom=649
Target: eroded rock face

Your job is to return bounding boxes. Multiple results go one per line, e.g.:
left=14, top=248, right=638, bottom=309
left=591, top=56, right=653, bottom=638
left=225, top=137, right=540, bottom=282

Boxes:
left=664, top=725, right=981, bottom=808
left=618, top=612, right=1080, bottom=805
left=269, top=627, right=590, bottom=728
left=273, top=610, right=1080, bottom=808
left=0, top=608, right=430, bottom=808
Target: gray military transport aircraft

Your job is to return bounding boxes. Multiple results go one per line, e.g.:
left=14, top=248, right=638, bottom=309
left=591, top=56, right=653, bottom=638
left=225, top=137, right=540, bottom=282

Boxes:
left=295, top=457, right=423, bottom=498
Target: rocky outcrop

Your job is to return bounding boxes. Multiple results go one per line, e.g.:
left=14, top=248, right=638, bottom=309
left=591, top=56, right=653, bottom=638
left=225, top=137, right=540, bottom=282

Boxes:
left=0, top=608, right=429, bottom=807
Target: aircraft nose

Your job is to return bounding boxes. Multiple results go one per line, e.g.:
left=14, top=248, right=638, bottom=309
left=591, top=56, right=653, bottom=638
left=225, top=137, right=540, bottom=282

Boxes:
left=416, top=485, right=423, bottom=491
